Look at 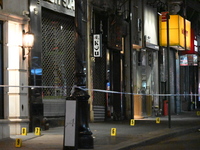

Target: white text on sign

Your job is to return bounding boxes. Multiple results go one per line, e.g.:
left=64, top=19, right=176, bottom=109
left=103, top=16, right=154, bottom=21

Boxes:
left=93, top=34, right=102, bottom=57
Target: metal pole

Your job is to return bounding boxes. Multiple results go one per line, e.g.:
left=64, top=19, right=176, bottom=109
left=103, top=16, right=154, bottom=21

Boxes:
left=166, top=12, right=171, bottom=128
left=129, top=0, right=134, bottom=120
left=86, top=0, right=94, bottom=122
left=64, top=0, right=93, bottom=149
left=74, top=0, right=93, bottom=148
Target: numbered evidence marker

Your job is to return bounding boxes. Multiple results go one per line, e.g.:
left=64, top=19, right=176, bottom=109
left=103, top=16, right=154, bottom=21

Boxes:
left=111, top=128, right=117, bottom=136
left=197, top=111, right=200, bottom=116
left=130, top=119, right=135, bottom=126
left=15, top=138, right=22, bottom=147
left=35, top=127, right=41, bottom=136
left=22, top=127, right=27, bottom=136
left=156, top=117, right=160, bottom=124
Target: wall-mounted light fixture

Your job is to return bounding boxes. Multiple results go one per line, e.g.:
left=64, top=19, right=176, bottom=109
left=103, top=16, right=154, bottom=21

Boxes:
left=22, top=30, right=34, bottom=60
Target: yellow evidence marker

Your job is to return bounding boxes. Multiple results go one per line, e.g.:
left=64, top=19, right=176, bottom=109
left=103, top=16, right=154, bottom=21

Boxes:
left=156, top=117, right=160, bottom=124
left=197, top=111, right=200, bottom=116
left=22, top=127, right=27, bottom=136
left=111, top=128, right=117, bottom=136
left=130, top=119, right=135, bottom=126
left=15, top=138, right=22, bottom=147
left=35, top=127, right=41, bottom=136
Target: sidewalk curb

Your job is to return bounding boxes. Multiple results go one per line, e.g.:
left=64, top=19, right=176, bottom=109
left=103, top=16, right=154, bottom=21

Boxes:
left=119, top=126, right=200, bottom=150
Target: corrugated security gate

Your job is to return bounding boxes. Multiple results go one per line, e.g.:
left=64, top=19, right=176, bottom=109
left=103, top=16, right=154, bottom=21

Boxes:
left=93, top=47, right=106, bottom=121
left=41, top=8, right=75, bottom=98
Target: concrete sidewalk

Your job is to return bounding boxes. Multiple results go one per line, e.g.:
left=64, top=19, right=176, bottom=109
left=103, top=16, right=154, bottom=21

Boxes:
left=1, top=111, right=200, bottom=150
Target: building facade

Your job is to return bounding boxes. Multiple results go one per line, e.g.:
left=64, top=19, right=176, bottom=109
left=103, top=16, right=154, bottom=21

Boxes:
left=0, top=0, right=76, bottom=139
left=0, top=0, right=30, bottom=139
left=29, top=0, right=76, bottom=131
left=89, top=0, right=200, bottom=121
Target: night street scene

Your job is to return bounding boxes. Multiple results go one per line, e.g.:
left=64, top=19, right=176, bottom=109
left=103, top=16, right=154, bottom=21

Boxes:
left=1, top=0, right=200, bottom=150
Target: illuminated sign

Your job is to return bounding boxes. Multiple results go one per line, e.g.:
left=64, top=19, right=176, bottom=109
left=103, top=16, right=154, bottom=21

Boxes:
left=194, top=37, right=198, bottom=52
left=159, top=15, right=191, bottom=51
left=93, top=34, right=102, bottom=57
left=43, top=0, right=75, bottom=10
left=180, top=55, right=188, bottom=66
left=161, top=12, right=168, bottom=22
left=181, top=29, right=198, bottom=54
left=180, top=54, right=197, bottom=66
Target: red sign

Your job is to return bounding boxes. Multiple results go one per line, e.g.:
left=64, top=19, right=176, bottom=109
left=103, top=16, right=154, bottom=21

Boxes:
left=161, top=12, right=169, bottom=22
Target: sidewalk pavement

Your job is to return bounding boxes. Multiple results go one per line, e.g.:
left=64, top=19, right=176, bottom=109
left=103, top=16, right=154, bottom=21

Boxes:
left=1, top=111, right=200, bottom=150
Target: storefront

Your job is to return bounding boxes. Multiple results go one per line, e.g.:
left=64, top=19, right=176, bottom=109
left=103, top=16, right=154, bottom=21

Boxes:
left=180, top=29, right=199, bottom=111
left=29, top=0, right=75, bottom=131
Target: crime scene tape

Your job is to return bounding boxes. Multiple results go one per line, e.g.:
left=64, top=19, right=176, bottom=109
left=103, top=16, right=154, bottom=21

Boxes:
left=0, top=85, right=200, bottom=97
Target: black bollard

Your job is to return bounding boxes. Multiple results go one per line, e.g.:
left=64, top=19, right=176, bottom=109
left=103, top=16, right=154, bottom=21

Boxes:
left=72, top=87, right=93, bottom=149
left=63, top=0, right=94, bottom=149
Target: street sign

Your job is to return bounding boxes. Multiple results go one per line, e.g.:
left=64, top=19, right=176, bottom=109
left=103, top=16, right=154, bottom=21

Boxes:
left=93, top=34, right=102, bottom=57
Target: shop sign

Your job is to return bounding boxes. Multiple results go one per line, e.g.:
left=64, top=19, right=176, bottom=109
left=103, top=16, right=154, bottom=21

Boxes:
left=194, top=38, right=198, bottom=52
left=188, top=54, right=198, bottom=66
left=43, top=0, right=75, bottom=10
left=93, top=34, right=102, bottom=57
left=180, top=54, right=197, bottom=66
left=159, top=14, right=191, bottom=51
left=161, top=12, right=168, bottom=22
left=181, top=29, right=198, bottom=54
left=180, top=55, right=188, bottom=66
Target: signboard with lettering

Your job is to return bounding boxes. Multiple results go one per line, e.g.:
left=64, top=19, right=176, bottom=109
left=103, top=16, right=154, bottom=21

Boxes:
left=93, top=34, right=102, bottom=57
left=180, top=54, right=197, bottom=66
left=43, top=0, right=75, bottom=10
left=180, top=55, right=188, bottom=66
left=161, top=12, right=168, bottom=22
